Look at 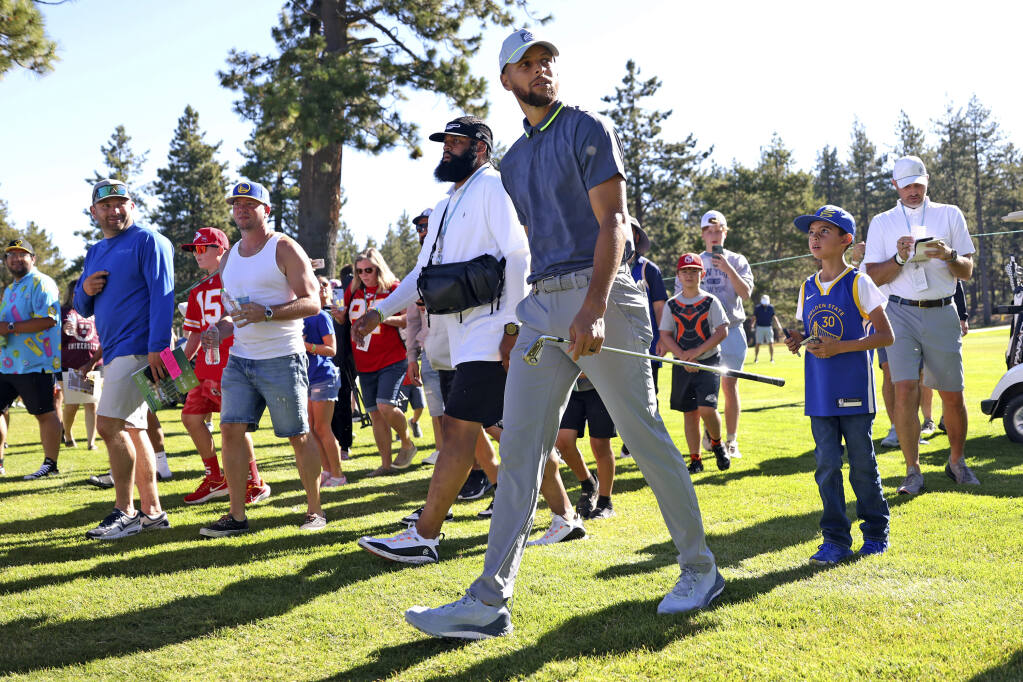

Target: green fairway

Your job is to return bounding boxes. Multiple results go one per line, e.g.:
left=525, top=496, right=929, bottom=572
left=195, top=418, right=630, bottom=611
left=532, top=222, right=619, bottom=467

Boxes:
left=2, top=331, right=1021, bottom=680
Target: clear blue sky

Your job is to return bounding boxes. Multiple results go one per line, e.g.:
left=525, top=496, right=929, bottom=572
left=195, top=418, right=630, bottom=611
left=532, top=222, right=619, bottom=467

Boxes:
left=2, top=0, right=1020, bottom=261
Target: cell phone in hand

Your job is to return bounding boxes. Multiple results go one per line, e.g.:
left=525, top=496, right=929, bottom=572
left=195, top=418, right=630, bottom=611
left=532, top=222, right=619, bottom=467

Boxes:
left=712, top=245, right=724, bottom=256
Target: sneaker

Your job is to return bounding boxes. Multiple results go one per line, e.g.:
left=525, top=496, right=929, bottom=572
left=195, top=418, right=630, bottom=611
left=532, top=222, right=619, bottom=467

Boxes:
left=920, top=419, right=937, bottom=437
left=246, top=480, right=272, bottom=504
left=701, top=430, right=712, bottom=452
left=945, top=459, right=980, bottom=485
left=339, top=450, right=351, bottom=461
left=619, top=443, right=631, bottom=458
left=809, top=542, right=854, bottom=565
left=358, top=526, right=441, bottom=564
left=938, top=416, right=946, bottom=433
left=657, top=566, right=725, bottom=614
left=526, top=513, right=586, bottom=546
left=23, top=457, right=59, bottom=480
left=405, top=591, right=513, bottom=640
left=300, top=513, right=327, bottom=531
left=156, top=470, right=172, bottom=482
left=86, top=508, right=142, bottom=540
left=183, top=476, right=229, bottom=504
left=409, top=418, right=423, bottom=438
left=880, top=426, right=899, bottom=448
left=859, top=539, right=889, bottom=556
left=423, top=450, right=440, bottom=465
left=713, top=444, right=730, bottom=471
left=588, top=498, right=615, bottom=519
left=575, top=473, right=599, bottom=519
left=897, top=469, right=925, bottom=495
left=457, top=469, right=493, bottom=501
left=319, top=470, right=330, bottom=485
left=393, top=442, right=418, bottom=469
left=399, top=506, right=453, bottom=527
left=725, top=440, right=742, bottom=460
left=0, top=462, right=5, bottom=476
left=140, top=510, right=170, bottom=532
left=321, top=474, right=348, bottom=488
left=687, top=457, right=704, bottom=474
left=477, top=499, right=494, bottom=518
left=366, top=466, right=397, bottom=477
left=87, top=471, right=115, bottom=489
left=200, top=514, right=250, bottom=538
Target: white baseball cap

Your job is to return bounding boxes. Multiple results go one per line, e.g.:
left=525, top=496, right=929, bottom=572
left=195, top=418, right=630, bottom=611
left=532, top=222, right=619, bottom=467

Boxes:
left=499, top=28, right=559, bottom=73
left=893, top=155, right=928, bottom=189
left=761, top=295, right=770, bottom=305
left=701, top=210, right=727, bottom=228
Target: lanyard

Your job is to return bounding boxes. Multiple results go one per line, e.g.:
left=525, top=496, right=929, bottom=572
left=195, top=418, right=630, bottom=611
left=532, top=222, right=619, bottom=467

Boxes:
left=435, top=166, right=486, bottom=261
left=900, top=199, right=927, bottom=233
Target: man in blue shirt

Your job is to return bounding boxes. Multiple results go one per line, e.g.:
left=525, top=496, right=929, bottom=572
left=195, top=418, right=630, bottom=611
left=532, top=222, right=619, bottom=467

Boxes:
left=403, top=29, right=722, bottom=641
left=75, top=179, right=175, bottom=540
left=0, top=238, right=63, bottom=480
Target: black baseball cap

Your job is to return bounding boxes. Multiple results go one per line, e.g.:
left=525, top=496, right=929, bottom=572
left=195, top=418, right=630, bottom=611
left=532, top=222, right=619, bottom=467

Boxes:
left=428, top=116, right=493, bottom=151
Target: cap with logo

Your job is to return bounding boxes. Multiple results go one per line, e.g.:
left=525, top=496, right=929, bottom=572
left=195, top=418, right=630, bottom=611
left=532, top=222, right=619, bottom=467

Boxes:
left=700, top=210, right=727, bottom=229
left=793, top=204, right=856, bottom=237
left=413, top=208, right=433, bottom=230
left=677, top=253, right=704, bottom=271
left=226, top=180, right=271, bottom=207
left=893, top=155, right=928, bottom=189
left=5, top=238, right=35, bottom=256
left=428, top=116, right=493, bottom=151
left=499, top=28, right=559, bottom=73
left=91, top=178, right=131, bottom=205
left=181, top=227, right=230, bottom=252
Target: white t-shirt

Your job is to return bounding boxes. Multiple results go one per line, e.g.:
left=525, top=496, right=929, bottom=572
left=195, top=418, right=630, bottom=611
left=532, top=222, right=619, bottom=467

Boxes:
left=672, top=249, right=753, bottom=326
left=796, top=268, right=887, bottom=320
left=864, top=198, right=975, bottom=300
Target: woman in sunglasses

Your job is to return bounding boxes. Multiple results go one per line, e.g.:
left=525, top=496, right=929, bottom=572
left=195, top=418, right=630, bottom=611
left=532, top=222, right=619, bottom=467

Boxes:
left=337, top=248, right=415, bottom=475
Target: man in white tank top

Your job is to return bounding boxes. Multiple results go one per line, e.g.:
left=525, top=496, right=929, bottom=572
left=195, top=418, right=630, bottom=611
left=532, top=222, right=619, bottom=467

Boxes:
left=197, top=181, right=327, bottom=537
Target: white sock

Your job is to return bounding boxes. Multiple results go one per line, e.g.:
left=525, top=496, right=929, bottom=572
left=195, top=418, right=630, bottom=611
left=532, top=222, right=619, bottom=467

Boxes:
left=727, top=434, right=737, bottom=443
left=154, top=451, right=172, bottom=478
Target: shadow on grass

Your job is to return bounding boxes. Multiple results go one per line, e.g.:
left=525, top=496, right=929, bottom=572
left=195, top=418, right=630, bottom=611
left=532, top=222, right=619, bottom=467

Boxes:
left=969, top=647, right=1023, bottom=681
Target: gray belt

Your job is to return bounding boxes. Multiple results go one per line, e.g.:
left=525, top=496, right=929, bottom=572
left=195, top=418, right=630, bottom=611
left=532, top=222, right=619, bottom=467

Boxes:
left=531, top=265, right=628, bottom=294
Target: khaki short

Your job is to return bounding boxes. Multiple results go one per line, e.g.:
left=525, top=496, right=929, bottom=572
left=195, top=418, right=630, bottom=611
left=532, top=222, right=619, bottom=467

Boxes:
left=97, top=355, right=149, bottom=429
left=886, top=302, right=964, bottom=392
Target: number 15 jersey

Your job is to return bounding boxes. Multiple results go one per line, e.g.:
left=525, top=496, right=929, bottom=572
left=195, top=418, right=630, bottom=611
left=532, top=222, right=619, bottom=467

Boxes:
left=183, top=273, right=233, bottom=382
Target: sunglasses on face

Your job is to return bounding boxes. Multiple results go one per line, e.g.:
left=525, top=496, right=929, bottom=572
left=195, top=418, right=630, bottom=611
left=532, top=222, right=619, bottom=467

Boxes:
left=356, top=267, right=376, bottom=274
left=94, top=185, right=128, bottom=201
left=192, top=244, right=221, bottom=255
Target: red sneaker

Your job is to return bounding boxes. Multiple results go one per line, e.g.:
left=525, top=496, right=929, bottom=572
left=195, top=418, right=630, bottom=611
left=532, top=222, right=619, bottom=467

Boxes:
left=184, top=476, right=229, bottom=504
left=246, top=480, right=272, bottom=505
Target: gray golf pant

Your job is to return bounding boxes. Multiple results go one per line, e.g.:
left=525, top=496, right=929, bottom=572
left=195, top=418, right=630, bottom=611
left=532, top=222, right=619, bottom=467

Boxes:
left=469, top=269, right=716, bottom=605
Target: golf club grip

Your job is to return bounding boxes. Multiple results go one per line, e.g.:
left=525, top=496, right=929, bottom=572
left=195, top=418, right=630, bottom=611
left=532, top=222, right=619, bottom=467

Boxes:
left=724, top=368, right=786, bottom=386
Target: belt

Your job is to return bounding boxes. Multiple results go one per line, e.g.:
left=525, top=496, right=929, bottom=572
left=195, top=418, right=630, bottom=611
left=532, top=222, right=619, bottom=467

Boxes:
left=889, top=295, right=952, bottom=308
left=531, top=265, right=628, bottom=294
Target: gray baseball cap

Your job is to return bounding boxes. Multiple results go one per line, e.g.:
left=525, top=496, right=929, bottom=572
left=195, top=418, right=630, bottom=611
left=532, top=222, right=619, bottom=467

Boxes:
left=91, top=178, right=131, bottom=205
left=499, top=28, right=558, bottom=73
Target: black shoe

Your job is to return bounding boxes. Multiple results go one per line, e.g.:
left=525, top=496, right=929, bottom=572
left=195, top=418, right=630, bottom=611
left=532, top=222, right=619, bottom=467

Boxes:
left=399, top=506, right=453, bottom=527
left=575, top=472, right=599, bottom=519
left=687, top=457, right=704, bottom=474
left=199, top=514, right=250, bottom=538
left=938, top=416, right=946, bottom=433
left=588, top=497, right=615, bottom=519
left=713, top=444, right=731, bottom=471
left=23, top=458, right=59, bottom=480
left=477, top=500, right=494, bottom=518
left=457, top=470, right=492, bottom=500
left=87, top=471, right=115, bottom=488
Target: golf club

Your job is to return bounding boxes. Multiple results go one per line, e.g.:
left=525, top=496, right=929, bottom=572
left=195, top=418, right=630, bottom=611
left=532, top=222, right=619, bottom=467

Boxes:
left=523, top=334, right=785, bottom=387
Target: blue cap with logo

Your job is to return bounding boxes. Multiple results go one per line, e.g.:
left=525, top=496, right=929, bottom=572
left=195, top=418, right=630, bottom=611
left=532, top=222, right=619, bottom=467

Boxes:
left=499, top=28, right=559, bottom=73
left=793, top=205, right=856, bottom=237
left=226, top=180, right=271, bottom=207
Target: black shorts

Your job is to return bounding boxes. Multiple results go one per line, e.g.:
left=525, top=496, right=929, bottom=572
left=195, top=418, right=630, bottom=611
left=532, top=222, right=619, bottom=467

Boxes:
left=444, top=361, right=505, bottom=428
left=0, top=372, right=57, bottom=415
left=669, top=355, right=721, bottom=413
left=438, top=369, right=456, bottom=405
left=559, top=388, right=616, bottom=439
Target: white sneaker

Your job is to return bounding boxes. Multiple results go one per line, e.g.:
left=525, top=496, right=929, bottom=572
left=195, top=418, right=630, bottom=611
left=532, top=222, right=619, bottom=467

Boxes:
left=526, top=513, right=586, bottom=546
left=358, top=525, right=441, bottom=564
left=657, top=565, right=725, bottom=614
left=920, top=419, right=937, bottom=438
left=880, top=426, right=899, bottom=448
left=300, top=513, right=327, bottom=531
left=405, top=591, right=512, bottom=640
left=423, top=450, right=440, bottom=465
left=701, top=431, right=712, bottom=452
left=725, top=440, right=742, bottom=459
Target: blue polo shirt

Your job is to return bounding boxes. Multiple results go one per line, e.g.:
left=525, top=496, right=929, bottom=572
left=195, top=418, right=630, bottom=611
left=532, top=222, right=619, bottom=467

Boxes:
left=500, top=102, right=628, bottom=283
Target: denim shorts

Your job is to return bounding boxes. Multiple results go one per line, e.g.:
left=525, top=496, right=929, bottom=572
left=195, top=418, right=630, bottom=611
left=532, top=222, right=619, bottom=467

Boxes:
left=309, top=370, right=342, bottom=402
left=358, top=359, right=408, bottom=412
left=221, top=353, right=309, bottom=437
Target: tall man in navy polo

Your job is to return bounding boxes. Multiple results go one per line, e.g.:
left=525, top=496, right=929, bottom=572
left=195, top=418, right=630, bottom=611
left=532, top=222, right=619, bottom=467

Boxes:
left=404, top=29, right=722, bottom=641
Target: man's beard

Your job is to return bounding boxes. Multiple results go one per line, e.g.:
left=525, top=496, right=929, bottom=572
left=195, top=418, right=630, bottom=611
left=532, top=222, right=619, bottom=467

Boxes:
left=434, top=146, right=479, bottom=183
left=7, top=262, right=29, bottom=277
left=513, top=81, right=556, bottom=108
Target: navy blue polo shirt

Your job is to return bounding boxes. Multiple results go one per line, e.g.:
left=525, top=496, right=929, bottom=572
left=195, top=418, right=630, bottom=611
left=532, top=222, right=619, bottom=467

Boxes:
left=500, top=102, right=628, bottom=283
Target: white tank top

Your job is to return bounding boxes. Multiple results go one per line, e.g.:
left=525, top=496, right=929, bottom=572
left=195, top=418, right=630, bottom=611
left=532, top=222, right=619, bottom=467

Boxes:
left=221, top=232, right=304, bottom=360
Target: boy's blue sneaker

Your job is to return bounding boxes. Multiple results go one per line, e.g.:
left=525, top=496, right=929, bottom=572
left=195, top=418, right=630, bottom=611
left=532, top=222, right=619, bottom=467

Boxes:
left=858, top=539, right=889, bottom=556
left=809, top=542, right=854, bottom=565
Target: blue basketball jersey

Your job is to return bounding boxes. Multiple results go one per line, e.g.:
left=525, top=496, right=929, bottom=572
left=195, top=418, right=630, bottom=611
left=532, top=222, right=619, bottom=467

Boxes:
left=800, top=267, right=875, bottom=417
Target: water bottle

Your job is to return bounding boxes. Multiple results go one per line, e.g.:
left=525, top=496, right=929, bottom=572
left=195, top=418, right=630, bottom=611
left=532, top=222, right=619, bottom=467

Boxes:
left=205, top=345, right=220, bottom=365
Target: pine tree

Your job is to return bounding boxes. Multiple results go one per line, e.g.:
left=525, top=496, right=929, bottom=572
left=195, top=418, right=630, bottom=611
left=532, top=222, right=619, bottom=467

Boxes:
left=150, top=106, right=232, bottom=292
left=0, top=0, right=58, bottom=79
left=845, top=120, right=890, bottom=241
left=80, top=125, right=150, bottom=247
left=239, top=125, right=300, bottom=237
left=379, top=211, right=419, bottom=278
left=814, top=145, right=848, bottom=206
left=0, top=197, right=68, bottom=292
left=219, top=0, right=547, bottom=277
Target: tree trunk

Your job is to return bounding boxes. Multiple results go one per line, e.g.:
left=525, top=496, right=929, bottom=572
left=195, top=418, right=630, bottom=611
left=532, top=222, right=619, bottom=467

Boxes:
left=298, top=143, right=343, bottom=276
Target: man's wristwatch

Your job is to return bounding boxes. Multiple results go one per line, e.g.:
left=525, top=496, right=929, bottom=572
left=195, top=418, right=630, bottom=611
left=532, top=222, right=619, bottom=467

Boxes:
left=263, top=306, right=274, bottom=322
left=894, top=252, right=906, bottom=267
left=503, top=322, right=520, bottom=336
left=946, top=249, right=958, bottom=263
left=6, top=322, right=13, bottom=332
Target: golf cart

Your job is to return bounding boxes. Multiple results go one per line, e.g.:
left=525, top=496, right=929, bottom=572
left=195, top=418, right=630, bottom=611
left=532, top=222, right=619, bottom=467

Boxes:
left=979, top=210, right=1023, bottom=442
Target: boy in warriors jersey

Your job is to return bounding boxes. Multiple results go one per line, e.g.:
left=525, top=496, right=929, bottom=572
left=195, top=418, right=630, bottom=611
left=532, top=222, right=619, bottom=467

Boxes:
left=179, top=228, right=269, bottom=505
left=659, top=253, right=729, bottom=473
left=784, top=205, right=892, bottom=564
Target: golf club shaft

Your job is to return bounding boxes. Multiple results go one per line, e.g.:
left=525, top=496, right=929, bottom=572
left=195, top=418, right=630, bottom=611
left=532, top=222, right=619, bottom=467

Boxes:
left=537, top=335, right=786, bottom=387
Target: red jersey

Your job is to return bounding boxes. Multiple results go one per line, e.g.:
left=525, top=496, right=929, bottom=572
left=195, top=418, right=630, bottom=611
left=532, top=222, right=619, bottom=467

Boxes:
left=60, top=304, right=101, bottom=371
left=183, top=273, right=233, bottom=382
left=345, top=282, right=406, bottom=373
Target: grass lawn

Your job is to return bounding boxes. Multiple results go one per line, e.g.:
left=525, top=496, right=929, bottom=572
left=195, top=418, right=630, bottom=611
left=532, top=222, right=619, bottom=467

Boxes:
left=1, top=330, right=1021, bottom=680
